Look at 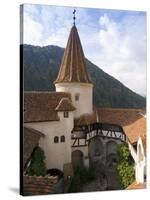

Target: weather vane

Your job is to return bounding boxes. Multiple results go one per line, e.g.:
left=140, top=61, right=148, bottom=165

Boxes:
left=73, top=9, right=76, bottom=26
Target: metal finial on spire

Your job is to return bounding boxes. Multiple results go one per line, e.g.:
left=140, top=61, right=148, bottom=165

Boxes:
left=73, top=9, right=76, bottom=26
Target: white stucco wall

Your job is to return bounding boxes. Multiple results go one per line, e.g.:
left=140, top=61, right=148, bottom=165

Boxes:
left=136, top=138, right=146, bottom=183
left=55, top=82, right=93, bottom=118
left=24, top=111, right=74, bottom=171
left=128, top=137, right=146, bottom=183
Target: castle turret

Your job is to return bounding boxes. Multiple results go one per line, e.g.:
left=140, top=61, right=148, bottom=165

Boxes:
left=54, top=12, right=93, bottom=118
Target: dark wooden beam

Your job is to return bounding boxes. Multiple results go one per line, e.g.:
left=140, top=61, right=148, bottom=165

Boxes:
left=72, top=139, right=77, bottom=147
left=72, top=144, right=87, bottom=148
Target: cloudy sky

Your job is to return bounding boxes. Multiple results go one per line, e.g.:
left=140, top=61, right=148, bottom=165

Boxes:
left=23, top=4, right=147, bottom=96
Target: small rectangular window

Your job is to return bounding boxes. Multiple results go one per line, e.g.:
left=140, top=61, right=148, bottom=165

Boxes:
left=75, top=94, right=79, bottom=101
left=64, top=111, right=69, bottom=118
left=61, top=136, right=65, bottom=143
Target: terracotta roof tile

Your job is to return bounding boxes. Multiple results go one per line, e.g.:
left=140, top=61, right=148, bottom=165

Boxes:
left=54, top=25, right=92, bottom=84
left=55, top=97, right=75, bottom=111
left=23, top=127, right=45, bottom=168
left=74, top=111, right=97, bottom=126
left=24, top=91, right=71, bottom=122
left=97, top=108, right=146, bottom=144
left=123, top=117, right=146, bottom=144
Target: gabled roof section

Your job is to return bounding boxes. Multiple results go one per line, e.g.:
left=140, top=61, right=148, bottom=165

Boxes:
left=23, top=127, right=45, bottom=168
left=54, top=25, right=92, bottom=84
left=24, top=91, right=72, bottom=122
left=55, top=97, right=75, bottom=111
left=97, top=107, right=146, bottom=144
left=123, top=116, right=146, bottom=144
left=97, top=108, right=143, bottom=126
left=74, top=111, right=97, bottom=126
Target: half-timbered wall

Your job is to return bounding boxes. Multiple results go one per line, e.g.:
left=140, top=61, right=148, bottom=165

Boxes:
left=71, top=122, right=125, bottom=169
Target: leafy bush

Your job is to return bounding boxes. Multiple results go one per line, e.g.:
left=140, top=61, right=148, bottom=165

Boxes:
left=27, top=146, right=47, bottom=176
left=116, top=143, right=135, bottom=188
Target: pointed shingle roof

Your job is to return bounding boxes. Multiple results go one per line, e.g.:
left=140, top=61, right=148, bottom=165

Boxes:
left=54, top=25, right=92, bottom=84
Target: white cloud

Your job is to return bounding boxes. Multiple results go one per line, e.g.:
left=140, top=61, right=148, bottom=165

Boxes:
left=23, top=5, right=146, bottom=96
left=89, top=13, right=146, bottom=95
left=23, top=7, right=43, bottom=45
left=99, top=14, right=110, bottom=26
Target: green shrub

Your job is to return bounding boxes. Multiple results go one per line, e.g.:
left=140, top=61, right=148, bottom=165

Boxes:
left=27, top=146, right=47, bottom=176
left=116, top=143, right=135, bottom=188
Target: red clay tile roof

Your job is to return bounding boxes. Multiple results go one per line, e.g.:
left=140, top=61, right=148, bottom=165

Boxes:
left=74, top=111, right=97, bottom=126
left=54, top=25, right=92, bottom=84
left=55, top=97, right=75, bottom=111
left=24, top=91, right=72, bottom=122
left=123, top=117, right=146, bottom=144
left=23, top=127, right=45, bottom=168
left=127, top=181, right=146, bottom=189
left=97, top=108, right=146, bottom=144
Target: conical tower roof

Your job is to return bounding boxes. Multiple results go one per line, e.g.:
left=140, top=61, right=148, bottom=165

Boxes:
left=54, top=25, right=92, bottom=84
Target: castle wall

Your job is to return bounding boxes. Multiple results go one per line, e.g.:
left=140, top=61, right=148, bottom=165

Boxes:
left=88, top=137, right=122, bottom=167
left=24, top=112, right=74, bottom=171
left=23, top=175, right=58, bottom=195
left=55, top=82, right=93, bottom=118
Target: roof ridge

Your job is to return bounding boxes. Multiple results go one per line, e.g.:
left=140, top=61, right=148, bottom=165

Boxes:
left=97, top=107, right=143, bottom=111
left=24, top=91, right=71, bottom=94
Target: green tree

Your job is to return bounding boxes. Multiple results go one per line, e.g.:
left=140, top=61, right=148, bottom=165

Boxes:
left=27, top=146, right=47, bottom=176
left=116, top=143, right=135, bottom=188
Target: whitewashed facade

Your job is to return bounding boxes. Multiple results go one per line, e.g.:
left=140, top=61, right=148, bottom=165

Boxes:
left=128, top=137, right=146, bottom=183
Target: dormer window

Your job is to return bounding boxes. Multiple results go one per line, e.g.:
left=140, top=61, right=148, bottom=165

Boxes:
left=64, top=111, right=69, bottom=118
left=75, top=94, right=80, bottom=101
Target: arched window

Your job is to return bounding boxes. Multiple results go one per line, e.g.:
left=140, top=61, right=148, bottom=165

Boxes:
left=61, top=135, right=65, bottom=143
left=54, top=136, right=59, bottom=143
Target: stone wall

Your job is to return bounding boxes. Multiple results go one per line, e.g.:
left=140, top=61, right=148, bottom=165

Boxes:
left=23, top=175, right=58, bottom=195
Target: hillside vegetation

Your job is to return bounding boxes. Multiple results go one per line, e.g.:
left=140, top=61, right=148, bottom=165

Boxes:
left=22, top=44, right=146, bottom=108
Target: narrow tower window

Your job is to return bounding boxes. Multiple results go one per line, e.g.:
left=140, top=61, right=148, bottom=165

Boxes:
left=54, top=136, right=59, bottom=143
left=75, top=94, right=80, bottom=101
left=64, top=111, right=69, bottom=118
left=61, top=136, right=65, bottom=143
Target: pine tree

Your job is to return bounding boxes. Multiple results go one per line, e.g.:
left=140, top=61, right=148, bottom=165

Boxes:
left=27, top=146, right=47, bottom=176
